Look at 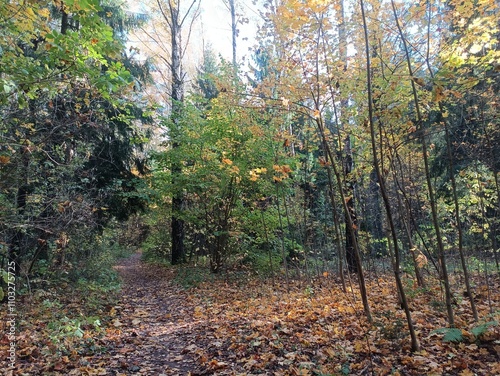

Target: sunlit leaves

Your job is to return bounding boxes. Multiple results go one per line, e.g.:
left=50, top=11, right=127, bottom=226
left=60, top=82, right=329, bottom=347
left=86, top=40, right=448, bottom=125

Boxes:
left=0, top=0, right=127, bottom=106
left=273, top=164, right=292, bottom=183
left=249, top=167, right=267, bottom=182
left=441, top=0, right=500, bottom=80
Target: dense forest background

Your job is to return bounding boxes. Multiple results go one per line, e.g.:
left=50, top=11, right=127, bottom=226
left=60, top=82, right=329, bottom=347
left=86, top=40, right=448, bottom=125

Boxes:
left=1, top=0, right=499, bottom=374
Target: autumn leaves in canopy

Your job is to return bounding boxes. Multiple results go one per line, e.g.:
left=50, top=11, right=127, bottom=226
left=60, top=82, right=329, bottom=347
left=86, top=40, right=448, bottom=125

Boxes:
left=1, top=0, right=499, bottom=361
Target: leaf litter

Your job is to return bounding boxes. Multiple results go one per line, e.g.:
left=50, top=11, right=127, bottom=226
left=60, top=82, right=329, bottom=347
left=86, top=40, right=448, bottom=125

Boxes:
left=1, top=252, right=499, bottom=375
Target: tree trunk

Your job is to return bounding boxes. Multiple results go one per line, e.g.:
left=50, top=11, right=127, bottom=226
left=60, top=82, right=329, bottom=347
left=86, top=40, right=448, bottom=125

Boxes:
left=361, top=0, right=420, bottom=351
left=368, top=168, right=385, bottom=256
left=343, top=137, right=358, bottom=274
left=315, top=116, right=372, bottom=323
left=228, top=0, right=237, bottom=70
left=390, top=0, right=454, bottom=327
left=169, top=0, right=185, bottom=265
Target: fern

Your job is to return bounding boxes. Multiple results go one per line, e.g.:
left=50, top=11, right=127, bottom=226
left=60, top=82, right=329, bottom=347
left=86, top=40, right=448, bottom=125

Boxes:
left=471, top=321, right=498, bottom=338
left=432, top=321, right=498, bottom=343
left=431, top=327, right=463, bottom=342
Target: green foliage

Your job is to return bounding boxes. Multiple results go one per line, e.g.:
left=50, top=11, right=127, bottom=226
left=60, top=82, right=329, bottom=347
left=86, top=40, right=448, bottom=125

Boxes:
left=238, top=246, right=281, bottom=276
left=70, top=225, right=134, bottom=282
left=401, top=277, right=428, bottom=300
left=432, top=320, right=499, bottom=343
left=149, top=58, right=300, bottom=272
left=375, top=310, right=407, bottom=341
left=27, top=255, right=121, bottom=357
left=140, top=211, right=171, bottom=262
left=1, top=269, right=8, bottom=284
left=431, top=327, right=464, bottom=343
left=39, top=291, right=112, bottom=356
left=174, top=266, right=215, bottom=288
left=0, top=0, right=151, bottom=288
left=0, top=0, right=128, bottom=105
left=471, top=321, right=498, bottom=338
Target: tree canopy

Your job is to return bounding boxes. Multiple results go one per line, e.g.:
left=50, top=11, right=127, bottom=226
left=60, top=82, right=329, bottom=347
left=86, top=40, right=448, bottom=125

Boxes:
left=1, top=0, right=500, bottom=374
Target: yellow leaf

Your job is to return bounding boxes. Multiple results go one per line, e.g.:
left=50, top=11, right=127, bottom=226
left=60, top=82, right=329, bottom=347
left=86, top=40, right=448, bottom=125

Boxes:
left=433, top=85, right=445, bottom=103
left=25, top=7, right=36, bottom=20
left=39, top=8, right=50, bottom=18
left=459, top=369, right=475, bottom=376
left=416, top=252, right=428, bottom=268
left=354, top=340, right=365, bottom=352
left=194, top=306, right=204, bottom=317
left=469, top=43, right=482, bottom=54
left=324, top=347, right=336, bottom=358
left=222, top=158, right=233, bottom=165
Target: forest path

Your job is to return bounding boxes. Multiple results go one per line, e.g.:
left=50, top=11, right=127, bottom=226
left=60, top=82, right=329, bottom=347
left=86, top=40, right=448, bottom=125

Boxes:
left=102, top=251, right=205, bottom=375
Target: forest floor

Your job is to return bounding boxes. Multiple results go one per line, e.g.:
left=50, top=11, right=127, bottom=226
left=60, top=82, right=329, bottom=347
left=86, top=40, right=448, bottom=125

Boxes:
left=2, top=251, right=500, bottom=375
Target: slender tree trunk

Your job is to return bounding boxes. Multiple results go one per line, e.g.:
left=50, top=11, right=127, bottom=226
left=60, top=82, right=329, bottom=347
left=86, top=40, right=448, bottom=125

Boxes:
left=397, top=189, right=426, bottom=288
left=324, top=161, right=347, bottom=292
left=361, top=0, right=420, bottom=351
left=390, top=0, right=454, bottom=326
left=156, top=0, right=199, bottom=264
left=169, top=1, right=185, bottom=265
left=260, top=210, right=275, bottom=285
left=420, top=0, right=477, bottom=320
left=316, top=116, right=372, bottom=323
left=228, top=0, right=237, bottom=70
left=368, top=168, right=385, bottom=256
left=343, top=137, right=359, bottom=273
left=315, top=2, right=364, bottom=304
left=276, top=185, right=290, bottom=291
left=335, top=0, right=359, bottom=275
left=444, top=122, right=478, bottom=320
left=61, top=6, right=69, bottom=34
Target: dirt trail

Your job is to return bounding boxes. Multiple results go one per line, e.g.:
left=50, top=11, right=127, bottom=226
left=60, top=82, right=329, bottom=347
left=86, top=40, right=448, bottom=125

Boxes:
left=102, top=252, right=204, bottom=375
